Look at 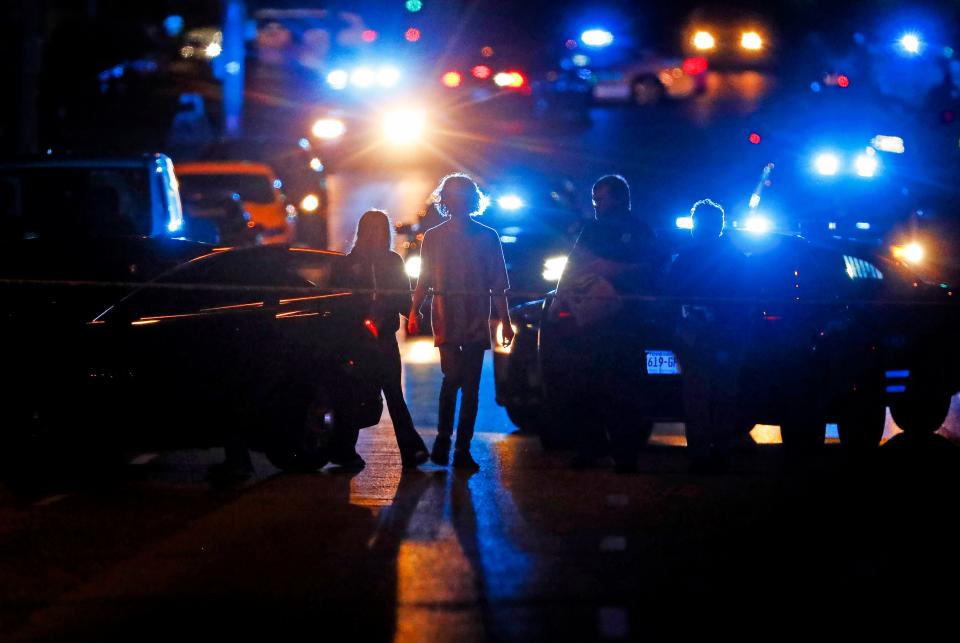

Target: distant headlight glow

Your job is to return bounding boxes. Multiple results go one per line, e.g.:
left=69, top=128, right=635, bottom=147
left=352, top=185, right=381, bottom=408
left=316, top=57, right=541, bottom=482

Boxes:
left=312, top=118, right=346, bottom=139
left=377, top=65, right=401, bottom=87
left=543, top=256, right=568, bottom=281
left=740, top=32, right=763, bottom=51
left=693, top=31, right=716, bottom=50
left=205, top=42, right=222, bottom=58
left=383, top=107, right=427, bottom=144
left=892, top=242, right=924, bottom=264
left=300, top=194, right=320, bottom=212
left=899, top=33, right=922, bottom=55
left=675, top=216, right=694, bottom=229
left=405, top=255, right=422, bottom=279
left=814, top=152, right=840, bottom=176
left=351, top=67, right=375, bottom=88
left=326, top=69, right=349, bottom=90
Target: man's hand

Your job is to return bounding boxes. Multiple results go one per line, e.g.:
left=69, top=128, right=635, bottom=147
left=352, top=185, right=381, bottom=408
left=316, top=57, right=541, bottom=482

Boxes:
left=500, top=320, right=515, bottom=348
left=407, top=311, right=421, bottom=336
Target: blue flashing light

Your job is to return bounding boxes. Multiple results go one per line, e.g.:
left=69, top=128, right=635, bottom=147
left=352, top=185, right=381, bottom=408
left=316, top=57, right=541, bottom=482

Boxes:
left=855, top=221, right=871, bottom=230
left=273, top=179, right=282, bottom=189
left=899, top=32, right=922, bottom=55
left=743, top=214, right=772, bottom=234
left=675, top=216, right=694, bottom=229
left=577, top=68, right=593, bottom=80
left=298, top=138, right=310, bottom=150
left=501, top=235, right=518, bottom=244
left=886, top=385, right=907, bottom=394
left=497, top=195, right=525, bottom=211
left=810, top=81, right=821, bottom=92
left=581, top=29, right=614, bottom=48
left=814, top=152, right=840, bottom=176
left=885, top=370, right=910, bottom=379
left=167, top=218, right=183, bottom=233
left=748, top=193, right=761, bottom=209
left=871, top=135, right=905, bottom=154
left=164, top=15, right=184, bottom=38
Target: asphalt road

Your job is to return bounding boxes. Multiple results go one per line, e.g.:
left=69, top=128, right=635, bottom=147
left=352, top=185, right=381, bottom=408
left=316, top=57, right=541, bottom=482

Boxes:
left=2, top=341, right=959, bottom=642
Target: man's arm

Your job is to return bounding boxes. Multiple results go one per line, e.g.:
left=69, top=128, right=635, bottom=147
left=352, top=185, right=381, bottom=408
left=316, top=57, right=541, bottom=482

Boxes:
left=488, top=231, right=513, bottom=346
left=407, top=237, right=430, bottom=335
left=493, top=294, right=514, bottom=346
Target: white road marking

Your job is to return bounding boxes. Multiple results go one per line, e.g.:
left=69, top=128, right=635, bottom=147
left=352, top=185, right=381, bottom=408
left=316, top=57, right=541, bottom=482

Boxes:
left=129, top=453, right=159, bottom=465
left=599, top=536, right=627, bottom=552
left=34, top=494, right=72, bottom=507
left=598, top=606, right=629, bottom=639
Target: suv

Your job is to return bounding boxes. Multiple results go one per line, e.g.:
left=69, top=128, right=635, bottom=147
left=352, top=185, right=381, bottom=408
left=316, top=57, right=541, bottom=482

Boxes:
left=494, top=231, right=960, bottom=452
left=0, top=154, right=184, bottom=241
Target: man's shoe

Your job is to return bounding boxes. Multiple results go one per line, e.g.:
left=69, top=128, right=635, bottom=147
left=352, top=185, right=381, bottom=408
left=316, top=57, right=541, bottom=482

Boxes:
left=330, top=450, right=366, bottom=470
left=430, top=436, right=452, bottom=466
left=452, top=450, right=480, bottom=471
left=402, top=449, right=430, bottom=469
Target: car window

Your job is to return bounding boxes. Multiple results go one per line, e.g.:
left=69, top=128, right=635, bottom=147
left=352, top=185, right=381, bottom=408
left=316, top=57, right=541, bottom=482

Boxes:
left=178, top=173, right=276, bottom=204
left=0, top=166, right=152, bottom=239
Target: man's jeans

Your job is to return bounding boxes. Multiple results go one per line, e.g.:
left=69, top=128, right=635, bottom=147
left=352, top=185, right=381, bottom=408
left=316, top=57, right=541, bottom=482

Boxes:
left=438, top=342, right=487, bottom=451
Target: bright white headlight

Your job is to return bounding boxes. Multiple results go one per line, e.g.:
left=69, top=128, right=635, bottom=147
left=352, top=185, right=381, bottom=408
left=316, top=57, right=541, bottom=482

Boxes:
left=543, top=256, right=568, bottom=281
left=383, top=108, right=427, bottom=144
left=405, top=255, right=422, bottom=278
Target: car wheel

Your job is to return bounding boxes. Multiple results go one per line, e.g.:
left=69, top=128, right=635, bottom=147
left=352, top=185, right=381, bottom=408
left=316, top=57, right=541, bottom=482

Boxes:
left=890, top=392, right=952, bottom=435
left=632, top=76, right=664, bottom=106
left=265, top=387, right=333, bottom=472
left=836, top=393, right=886, bottom=452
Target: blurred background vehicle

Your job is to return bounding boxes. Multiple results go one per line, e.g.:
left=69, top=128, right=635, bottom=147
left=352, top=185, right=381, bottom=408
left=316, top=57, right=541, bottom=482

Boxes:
left=175, top=160, right=295, bottom=244
left=181, top=191, right=257, bottom=246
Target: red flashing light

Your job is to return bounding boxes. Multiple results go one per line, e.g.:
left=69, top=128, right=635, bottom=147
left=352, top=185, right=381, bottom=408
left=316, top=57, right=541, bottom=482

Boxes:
left=837, top=74, right=850, bottom=88
left=506, top=70, right=526, bottom=88
left=364, top=318, right=379, bottom=338
left=682, top=57, right=708, bottom=76
left=361, top=29, right=378, bottom=43
left=472, top=65, right=491, bottom=79
left=441, top=70, right=462, bottom=88
left=748, top=132, right=761, bottom=145
left=405, top=27, right=421, bottom=42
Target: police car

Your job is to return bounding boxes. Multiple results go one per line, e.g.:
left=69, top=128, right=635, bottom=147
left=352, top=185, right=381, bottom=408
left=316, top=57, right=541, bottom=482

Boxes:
left=494, top=230, right=960, bottom=453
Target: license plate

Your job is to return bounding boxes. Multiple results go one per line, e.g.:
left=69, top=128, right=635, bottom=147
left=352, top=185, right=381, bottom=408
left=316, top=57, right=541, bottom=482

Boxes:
left=645, top=350, right=681, bottom=375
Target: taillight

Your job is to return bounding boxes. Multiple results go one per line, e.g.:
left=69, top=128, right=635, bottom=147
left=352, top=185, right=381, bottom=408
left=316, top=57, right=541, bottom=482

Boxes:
left=682, top=57, right=708, bottom=76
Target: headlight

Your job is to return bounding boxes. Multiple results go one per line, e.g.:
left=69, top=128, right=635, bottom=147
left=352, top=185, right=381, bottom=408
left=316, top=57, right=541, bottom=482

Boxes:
left=351, top=67, right=375, bottom=88
left=892, top=242, right=924, bottom=264
left=383, top=108, right=427, bottom=144
left=405, top=255, right=422, bottom=279
left=692, top=31, right=716, bottom=51
left=326, top=69, right=349, bottom=90
left=740, top=32, right=763, bottom=51
left=300, top=194, right=320, bottom=212
left=312, top=118, right=346, bottom=140
left=542, top=256, right=568, bottom=281
left=377, top=65, right=401, bottom=87
left=205, top=42, right=222, bottom=58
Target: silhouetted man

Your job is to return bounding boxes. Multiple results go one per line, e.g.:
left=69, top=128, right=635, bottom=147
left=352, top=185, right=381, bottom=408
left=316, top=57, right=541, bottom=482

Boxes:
left=669, top=199, right=747, bottom=472
left=408, top=173, right=513, bottom=471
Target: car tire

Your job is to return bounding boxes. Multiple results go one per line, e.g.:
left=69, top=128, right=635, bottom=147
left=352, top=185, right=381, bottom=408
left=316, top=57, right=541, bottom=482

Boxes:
left=265, top=387, right=333, bottom=472
left=890, top=392, right=952, bottom=435
left=632, top=76, right=664, bottom=106
left=836, top=393, right=886, bottom=453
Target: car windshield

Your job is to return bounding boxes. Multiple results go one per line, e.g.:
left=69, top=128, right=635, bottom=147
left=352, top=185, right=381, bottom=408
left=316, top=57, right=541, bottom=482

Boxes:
left=178, top=173, right=276, bottom=204
left=0, top=166, right=152, bottom=239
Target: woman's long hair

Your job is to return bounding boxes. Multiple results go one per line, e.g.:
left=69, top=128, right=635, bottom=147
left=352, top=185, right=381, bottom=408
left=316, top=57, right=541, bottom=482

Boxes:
left=350, top=209, right=393, bottom=256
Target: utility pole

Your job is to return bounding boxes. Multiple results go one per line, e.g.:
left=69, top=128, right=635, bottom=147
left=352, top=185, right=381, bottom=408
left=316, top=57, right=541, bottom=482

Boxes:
left=19, top=0, right=42, bottom=154
left=221, top=0, right=246, bottom=138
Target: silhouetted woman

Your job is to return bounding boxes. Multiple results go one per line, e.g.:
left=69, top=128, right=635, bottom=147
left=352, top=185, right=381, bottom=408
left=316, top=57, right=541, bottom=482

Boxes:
left=334, top=209, right=429, bottom=469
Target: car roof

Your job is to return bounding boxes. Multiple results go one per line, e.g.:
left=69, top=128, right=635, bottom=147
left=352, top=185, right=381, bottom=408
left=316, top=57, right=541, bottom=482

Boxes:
left=175, top=161, right=278, bottom=177
left=0, top=154, right=166, bottom=170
